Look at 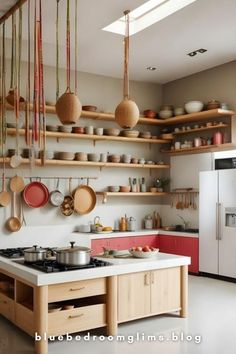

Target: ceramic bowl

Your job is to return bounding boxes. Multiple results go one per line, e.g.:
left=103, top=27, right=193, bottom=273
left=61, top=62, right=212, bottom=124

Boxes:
left=159, top=110, right=173, bottom=119
left=160, top=104, right=173, bottom=111
left=150, top=187, right=157, bottom=193
left=185, top=101, right=204, bottom=113
left=122, top=130, right=139, bottom=138
left=57, top=152, right=75, bottom=160
left=72, top=127, right=85, bottom=134
left=88, top=153, right=100, bottom=162
left=104, top=128, right=120, bottom=136
left=131, top=158, right=138, bottom=164
left=75, top=152, right=88, bottom=161
left=77, top=224, right=91, bottom=233
left=174, top=107, right=185, bottom=116
left=39, top=150, right=54, bottom=159
left=143, top=110, right=156, bottom=118
left=108, top=186, right=120, bottom=192
left=48, top=304, right=62, bottom=313
left=82, top=105, right=97, bottom=112
left=94, top=127, right=104, bottom=136
left=58, top=126, right=72, bottom=133
left=206, top=100, right=221, bottom=110
left=46, top=125, right=58, bottom=132
left=110, top=155, right=120, bottom=163
left=119, top=186, right=131, bottom=192
left=140, top=131, right=151, bottom=139
left=62, top=304, right=75, bottom=310
left=85, top=126, right=94, bottom=135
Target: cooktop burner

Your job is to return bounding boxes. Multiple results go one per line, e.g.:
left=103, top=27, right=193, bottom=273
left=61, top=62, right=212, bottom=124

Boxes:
left=15, top=258, right=112, bottom=273
left=0, top=247, right=57, bottom=259
left=0, top=247, right=30, bottom=259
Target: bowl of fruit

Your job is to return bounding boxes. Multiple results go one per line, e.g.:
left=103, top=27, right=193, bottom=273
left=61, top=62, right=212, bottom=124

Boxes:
left=129, top=245, right=159, bottom=258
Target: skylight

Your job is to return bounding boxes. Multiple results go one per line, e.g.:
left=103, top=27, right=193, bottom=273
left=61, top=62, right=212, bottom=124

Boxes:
left=103, top=0, right=199, bottom=36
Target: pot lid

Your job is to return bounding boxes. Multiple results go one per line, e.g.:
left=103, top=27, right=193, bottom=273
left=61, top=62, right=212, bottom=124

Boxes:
left=56, top=242, right=91, bottom=253
left=24, top=245, right=46, bottom=254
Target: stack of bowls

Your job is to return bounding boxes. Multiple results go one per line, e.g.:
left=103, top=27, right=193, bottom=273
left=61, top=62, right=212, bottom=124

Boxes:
left=39, top=150, right=54, bottom=160
left=122, top=154, right=131, bottom=163
left=159, top=104, right=173, bottom=119
left=143, top=110, right=156, bottom=118
left=56, top=152, right=75, bottom=160
left=174, top=107, right=185, bottom=116
left=85, top=126, right=94, bottom=135
left=108, top=186, right=120, bottom=192
left=104, top=128, right=120, bottom=136
left=22, top=148, right=39, bottom=159
left=88, top=153, right=100, bottom=162
left=46, top=125, right=58, bottom=132
left=72, top=127, right=85, bottom=134
left=119, top=186, right=131, bottom=192
left=58, top=126, right=72, bottom=133
left=75, top=152, right=88, bottom=161
left=140, top=131, right=151, bottom=139
left=131, top=157, right=138, bottom=164
left=122, top=130, right=139, bottom=138
left=109, top=154, right=120, bottom=163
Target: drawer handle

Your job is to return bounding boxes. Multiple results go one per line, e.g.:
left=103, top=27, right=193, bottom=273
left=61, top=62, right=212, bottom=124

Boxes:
left=0, top=300, right=7, bottom=304
left=68, top=314, right=84, bottom=319
left=69, top=287, right=85, bottom=292
left=144, top=273, right=150, bottom=286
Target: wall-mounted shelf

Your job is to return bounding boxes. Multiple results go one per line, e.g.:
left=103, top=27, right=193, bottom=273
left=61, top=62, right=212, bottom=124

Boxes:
left=96, top=191, right=168, bottom=203
left=1, top=157, right=170, bottom=170
left=161, top=143, right=236, bottom=156
left=6, top=103, right=235, bottom=127
left=6, top=128, right=170, bottom=145
left=172, top=124, right=229, bottom=136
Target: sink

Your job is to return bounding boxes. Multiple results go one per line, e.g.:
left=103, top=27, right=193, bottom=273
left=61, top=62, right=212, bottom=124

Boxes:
left=175, top=228, right=199, bottom=233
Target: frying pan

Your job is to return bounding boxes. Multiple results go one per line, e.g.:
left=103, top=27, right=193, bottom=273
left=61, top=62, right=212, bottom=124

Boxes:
left=73, top=179, right=96, bottom=215
left=49, top=178, right=64, bottom=207
left=5, top=192, right=21, bottom=232
left=60, top=178, right=74, bottom=216
left=23, top=180, right=49, bottom=208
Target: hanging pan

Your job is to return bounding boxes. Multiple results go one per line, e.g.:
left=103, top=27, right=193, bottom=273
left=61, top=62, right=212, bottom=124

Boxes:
left=60, top=178, right=74, bottom=216
left=49, top=178, right=64, bottom=207
left=23, top=180, right=49, bottom=208
left=73, top=179, right=96, bottom=215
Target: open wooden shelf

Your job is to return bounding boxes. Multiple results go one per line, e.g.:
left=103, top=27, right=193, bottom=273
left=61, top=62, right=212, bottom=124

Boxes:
left=161, top=143, right=236, bottom=155
left=6, top=128, right=170, bottom=145
left=1, top=157, right=170, bottom=169
left=7, top=103, right=234, bottom=127
left=172, top=124, right=229, bottom=136
left=97, top=192, right=168, bottom=197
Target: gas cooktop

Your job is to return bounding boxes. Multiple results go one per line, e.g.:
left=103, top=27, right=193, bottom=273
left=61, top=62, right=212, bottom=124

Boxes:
left=0, top=247, right=56, bottom=259
left=14, top=258, right=112, bottom=273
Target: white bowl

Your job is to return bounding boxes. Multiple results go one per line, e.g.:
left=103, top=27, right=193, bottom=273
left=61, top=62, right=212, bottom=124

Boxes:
left=129, top=249, right=159, bottom=258
left=77, top=224, right=91, bottom=233
left=159, top=110, right=173, bottom=119
left=185, top=101, right=204, bottom=114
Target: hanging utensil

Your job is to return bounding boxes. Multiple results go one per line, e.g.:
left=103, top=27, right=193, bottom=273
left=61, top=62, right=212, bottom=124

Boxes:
left=115, top=10, right=139, bottom=129
left=6, top=15, right=16, bottom=106
left=60, top=177, right=74, bottom=216
left=73, top=178, right=97, bottom=215
left=56, top=0, right=60, bottom=101
left=23, top=180, right=49, bottom=208
left=56, top=0, right=82, bottom=125
left=49, top=178, right=64, bottom=207
left=9, top=175, right=25, bottom=193
left=0, top=172, right=10, bottom=207
left=5, top=192, right=21, bottom=232
left=25, top=0, right=31, bottom=146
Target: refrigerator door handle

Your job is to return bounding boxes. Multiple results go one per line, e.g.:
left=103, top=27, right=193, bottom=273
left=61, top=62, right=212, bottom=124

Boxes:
left=216, top=202, right=219, bottom=240
left=218, top=203, right=222, bottom=240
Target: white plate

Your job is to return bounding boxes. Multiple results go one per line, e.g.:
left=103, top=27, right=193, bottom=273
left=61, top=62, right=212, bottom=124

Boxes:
left=95, top=230, right=113, bottom=234
left=129, top=249, right=159, bottom=258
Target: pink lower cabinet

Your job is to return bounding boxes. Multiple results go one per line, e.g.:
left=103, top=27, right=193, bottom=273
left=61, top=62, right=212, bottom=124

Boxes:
left=91, top=235, right=159, bottom=256
left=159, top=234, right=199, bottom=274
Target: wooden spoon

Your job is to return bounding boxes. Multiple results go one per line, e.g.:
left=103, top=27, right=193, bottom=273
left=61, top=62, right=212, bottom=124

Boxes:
left=5, top=192, right=21, bottom=232
left=0, top=173, right=11, bottom=207
left=9, top=175, right=25, bottom=193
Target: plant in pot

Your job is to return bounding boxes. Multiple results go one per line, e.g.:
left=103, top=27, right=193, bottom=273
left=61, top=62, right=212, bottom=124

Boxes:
left=155, top=178, right=170, bottom=192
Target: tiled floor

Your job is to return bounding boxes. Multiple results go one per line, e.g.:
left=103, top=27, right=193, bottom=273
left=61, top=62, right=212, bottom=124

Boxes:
left=1, top=275, right=236, bottom=354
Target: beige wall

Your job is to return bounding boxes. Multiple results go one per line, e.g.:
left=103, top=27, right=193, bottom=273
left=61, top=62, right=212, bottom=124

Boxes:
left=163, top=60, right=236, bottom=110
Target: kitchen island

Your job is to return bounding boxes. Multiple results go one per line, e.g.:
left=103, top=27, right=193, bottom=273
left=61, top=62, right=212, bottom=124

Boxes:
left=0, top=252, right=190, bottom=354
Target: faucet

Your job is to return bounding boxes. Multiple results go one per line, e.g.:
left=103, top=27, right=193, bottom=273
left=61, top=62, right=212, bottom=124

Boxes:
left=177, top=215, right=189, bottom=230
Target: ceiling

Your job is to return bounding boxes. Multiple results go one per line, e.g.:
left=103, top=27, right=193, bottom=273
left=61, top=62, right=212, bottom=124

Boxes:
left=1, top=0, right=236, bottom=84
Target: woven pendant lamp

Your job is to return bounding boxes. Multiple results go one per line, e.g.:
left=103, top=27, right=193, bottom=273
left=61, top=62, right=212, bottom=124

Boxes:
left=115, top=10, right=139, bottom=129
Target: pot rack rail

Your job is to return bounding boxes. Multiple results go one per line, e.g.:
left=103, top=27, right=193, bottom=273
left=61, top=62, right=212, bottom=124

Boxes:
left=4, top=176, right=98, bottom=180
left=0, top=0, right=28, bottom=25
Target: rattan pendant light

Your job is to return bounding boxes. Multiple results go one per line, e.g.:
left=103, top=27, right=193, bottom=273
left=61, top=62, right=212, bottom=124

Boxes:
left=115, top=10, right=139, bottom=129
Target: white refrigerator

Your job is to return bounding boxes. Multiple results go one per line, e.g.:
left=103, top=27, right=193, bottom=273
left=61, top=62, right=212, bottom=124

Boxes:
left=199, top=169, right=236, bottom=278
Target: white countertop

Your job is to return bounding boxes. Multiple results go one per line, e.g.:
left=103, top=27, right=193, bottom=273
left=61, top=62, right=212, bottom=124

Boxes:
left=0, top=253, right=190, bottom=286
left=72, top=229, right=198, bottom=240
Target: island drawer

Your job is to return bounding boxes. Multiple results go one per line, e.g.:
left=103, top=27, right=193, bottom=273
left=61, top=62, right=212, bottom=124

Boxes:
left=15, top=303, right=34, bottom=337
left=0, top=293, right=15, bottom=322
left=48, top=278, right=107, bottom=302
left=48, top=303, right=106, bottom=336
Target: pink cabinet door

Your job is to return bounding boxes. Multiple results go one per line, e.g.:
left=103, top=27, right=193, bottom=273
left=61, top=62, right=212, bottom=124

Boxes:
left=159, top=234, right=199, bottom=274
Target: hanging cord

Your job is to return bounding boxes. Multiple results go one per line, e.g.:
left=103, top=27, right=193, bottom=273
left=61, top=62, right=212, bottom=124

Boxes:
left=39, top=0, right=46, bottom=164
left=56, top=0, right=60, bottom=100
left=0, top=24, right=2, bottom=147
left=123, top=11, right=130, bottom=100
left=18, top=6, right=22, bottom=99
left=25, top=0, right=31, bottom=146
left=33, top=0, right=39, bottom=143
left=2, top=23, right=6, bottom=146
left=66, top=0, right=71, bottom=90
left=75, top=0, right=78, bottom=95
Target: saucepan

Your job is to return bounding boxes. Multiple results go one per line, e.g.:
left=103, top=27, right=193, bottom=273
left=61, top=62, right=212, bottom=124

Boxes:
left=24, top=245, right=47, bottom=263
left=54, top=241, right=92, bottom=266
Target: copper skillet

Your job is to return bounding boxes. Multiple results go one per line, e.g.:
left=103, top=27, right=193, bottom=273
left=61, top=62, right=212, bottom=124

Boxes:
left=60, top=178, right=74, bottom=216
left=73, top=178, right=97, bottom=215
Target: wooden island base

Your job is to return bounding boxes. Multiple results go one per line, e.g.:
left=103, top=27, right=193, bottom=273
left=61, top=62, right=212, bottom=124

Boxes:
left=0, top=264, right=188, bottom=354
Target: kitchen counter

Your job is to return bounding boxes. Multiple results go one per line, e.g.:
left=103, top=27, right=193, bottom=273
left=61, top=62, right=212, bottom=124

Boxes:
left=0, top=252, right=190, bottom=286
left=72, top=229, right=199, bottom=240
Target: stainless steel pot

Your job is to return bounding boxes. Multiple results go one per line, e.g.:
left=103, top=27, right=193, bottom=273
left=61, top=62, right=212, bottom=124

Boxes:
left=24, top=245, right=47, bottom=263
left=55, top=241, right=91, bottom=266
